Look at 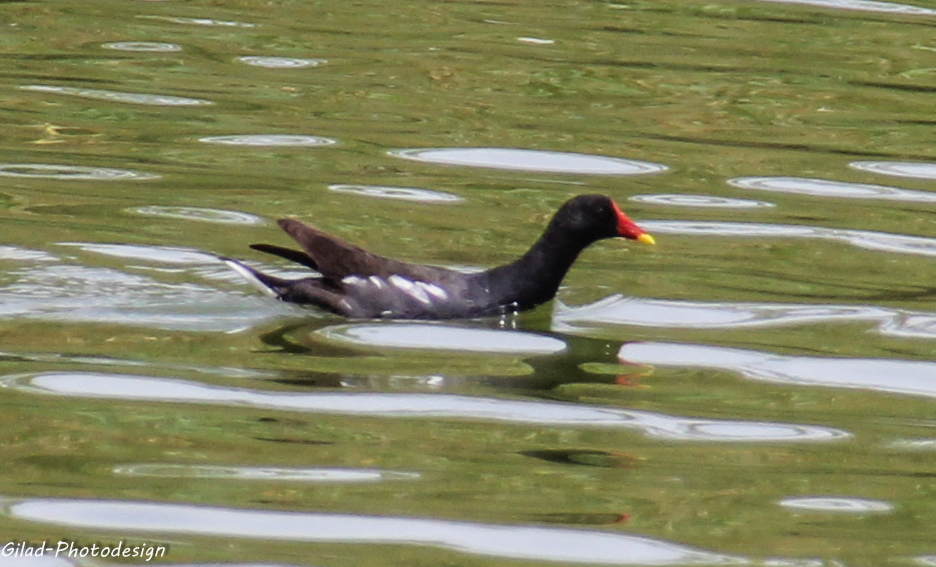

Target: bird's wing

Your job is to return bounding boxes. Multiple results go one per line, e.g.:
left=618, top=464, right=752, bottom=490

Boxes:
left=276, top=218, right=452, bottom=282
left=249, top=243, right=320, bottom=271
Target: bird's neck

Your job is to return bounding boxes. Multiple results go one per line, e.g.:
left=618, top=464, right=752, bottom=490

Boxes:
left=485, top=228, right=593, bottom=310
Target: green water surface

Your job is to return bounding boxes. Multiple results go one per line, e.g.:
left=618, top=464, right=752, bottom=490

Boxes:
left=1, top=0, right=935, bottom=565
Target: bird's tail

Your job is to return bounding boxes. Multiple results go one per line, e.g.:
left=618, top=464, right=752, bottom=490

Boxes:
left=220, top=257, right=286, bottom=298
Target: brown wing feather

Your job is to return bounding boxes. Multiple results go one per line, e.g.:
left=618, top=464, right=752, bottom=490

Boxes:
left=277, top=218, right=452, bottom=282
left=249, top=243, right=319, bottom=271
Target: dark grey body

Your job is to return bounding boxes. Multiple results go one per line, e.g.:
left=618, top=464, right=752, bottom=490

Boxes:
left=223, top=195, right=644, bottom=320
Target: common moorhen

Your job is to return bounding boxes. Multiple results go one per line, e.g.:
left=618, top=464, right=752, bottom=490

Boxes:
left=223, top=194, right=654, bottom=319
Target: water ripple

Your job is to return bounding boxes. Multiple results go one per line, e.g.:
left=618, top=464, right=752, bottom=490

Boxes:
left=886, top=438, right=936, bottom=451
left=641, top=220, right=936, bottom=258
left=200, top=134, right=336, bottom=146
left=114, top=464, right=419, bottom=483
left=777, top=497, right=893, bottom=513
left=850, top=161, right=936, bottom=179
left=137, top=15, right=256, bottom=27
left=0, top=246, right=58, bottom=262
left=317, top=323, right=566, bottom=354
left=556, top=295, right=892, bottom=330
left=57, top=243, right=217, bottom=264
left=328, top=184, right=463, bottom=203
left=0, top=372, right=850, bottom=442
left=0, top=163, right=158, bottom=180
left=238, top=56, right=327, bottom=68
left=102, top=41, right=182, bottom=52
left=5, top=496, right=744, bottom=565
left=130, top=206, right=265, bottom=225
left=630, top=194, right=774, bottom=208
left=555, top=296, right=936, bottom=339
left=0, top=256, right=292, bottom=331
left=755, top=0, right=936, bottom=13
left=618, top=342, right=936, bottom=399
left=389, top=148, right=668, bottom=175
left=728, top=176, right=936, bottom=202
left=0, top=556, right=76, bottom=567
left=21, top=85, right=213, bottom=106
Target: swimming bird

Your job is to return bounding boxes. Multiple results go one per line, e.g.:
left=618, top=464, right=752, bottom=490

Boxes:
left=223, top=194, right=654, bottom=319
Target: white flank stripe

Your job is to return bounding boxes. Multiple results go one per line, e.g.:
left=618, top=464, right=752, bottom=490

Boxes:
left=418, top=281, right=448, bottom=300
left=388, top=275, right=431, bottom=304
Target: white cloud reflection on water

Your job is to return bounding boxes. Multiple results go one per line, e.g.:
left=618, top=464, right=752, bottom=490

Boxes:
left=754, top=0, right=936, bottom=13
left=316, top=323, right=566, bottom=354
left=0, top=372, right=850, bottom=443
left=618, top=342, right=936, bottom=399
left=728, top=176, right=936, bottom=202
left=113, top=463, right=419, bottom=483
left=389, top=148, right=668, bottom=175
left=555, top=295, right=936, bottom=340
left=630, top=194, right=775, bottom=208
left=20, top=85, right=213, bottom=106
left=641, top=220, right=936, bottom=257
left=850, top=161, right=936, bottom=179
left=4, top=496, right=748, bottom=565
left=0, top=245, right=294, bottom=332
left=777, top=496, right=893, bottom=513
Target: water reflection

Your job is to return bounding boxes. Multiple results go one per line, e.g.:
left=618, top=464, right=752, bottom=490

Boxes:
left=389, top=148, right=668, bottom=175
left=137, top=15, right=256, bottom=27
left=555, top=295, right=898, bottom=332
left=0, top=250, right=292, bottom=331
left=199, top=134, right=336, bottom=146
left=57, top=242, right=217, bottom=264
left=878, top=312, right=936, bottom=339
left=630, top=194, right=774, bottom=208
left=617, top=342, right=936, bottom=399
left=2, top=372, right=850, bottom=442
left=5, top=496, right=745, bottom=565
left=0, top=163, right=158, bottom=181
left=130, top=206, right=265, bottom=225
left=641, top=220, right=936, bottom=258
left=316, top=323, right=567, bottom=354
left=102, top=41, right=182, bottom=52
left=728, top=176, right=936, bottom=202
left=886, top=438, right=936, bottom=451
left=0, top=246, right=58, bottom=262
left=642, top=221, right=812, bottom=238
left=777, top=497, right=893, bottom=513
left=0, top=349, right=271, bottom=379
left=21, top=85, right=213, bottom=106
left=113, top=464, right=419, bottom=483
left=237, top=56, right=327, bottom=68
left=850, top=161, right=936, bottom=179
left=521, top=449, right=637, bottom=468
left=0, top=558, right=76, bottom=567
left=755, top=0, right=936, bottom=13
left=328, top=184, right=463, bottom=203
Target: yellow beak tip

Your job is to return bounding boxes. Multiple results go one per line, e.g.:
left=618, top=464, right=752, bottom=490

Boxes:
left=637, top=233, right=656, bottom=246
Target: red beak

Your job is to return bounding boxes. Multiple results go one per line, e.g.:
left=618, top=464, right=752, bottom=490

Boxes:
left=611, top=201, right=655, bottom=245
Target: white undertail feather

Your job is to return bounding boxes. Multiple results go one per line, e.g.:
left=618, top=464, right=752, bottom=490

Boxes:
left=223, top=259, right=278, bottom=297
